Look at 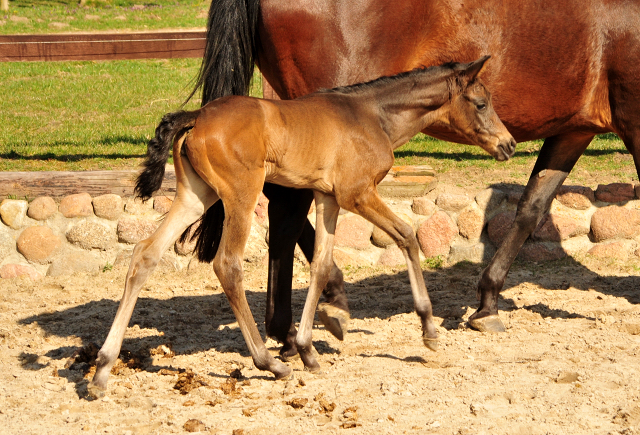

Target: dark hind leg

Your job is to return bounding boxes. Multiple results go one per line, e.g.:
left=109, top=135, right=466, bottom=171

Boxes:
left=263, top=184, right=348, bottom=359
left=469, top=133, right=594, bottom=332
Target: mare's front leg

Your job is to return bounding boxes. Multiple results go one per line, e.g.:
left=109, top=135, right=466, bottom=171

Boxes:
left=295, top=192, right=341, bottom=371
left=470, top=133, right=594, bottom=332
left=214, top=192, right=291, bottom=379
left=348, top=189, right=438, bottom=350
left=89, top=157, right=217, bottom=398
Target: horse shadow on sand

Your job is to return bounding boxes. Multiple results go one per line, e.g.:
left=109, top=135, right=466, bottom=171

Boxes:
left=17, top=181, right=640, bottom=396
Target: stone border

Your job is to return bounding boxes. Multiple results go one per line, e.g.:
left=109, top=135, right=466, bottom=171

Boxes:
left=2, top=181, right=640, bottom=280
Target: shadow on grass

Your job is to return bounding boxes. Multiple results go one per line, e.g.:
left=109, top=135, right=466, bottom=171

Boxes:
left=1, top=135, right=149, bottom=162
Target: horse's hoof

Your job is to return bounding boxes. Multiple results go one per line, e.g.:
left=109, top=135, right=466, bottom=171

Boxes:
left=87, top=381, right=106, bottom=399
left=317, top=303, right=350, bottom=341
left=273, top=362, right=292, bottom=380
left=423, top=337, right=438, bottom=352
left=303, top=365, right=322, bottom=374
left=279, top=347, right=300, bottom=362
left=467, top=314, right=506, bottom=333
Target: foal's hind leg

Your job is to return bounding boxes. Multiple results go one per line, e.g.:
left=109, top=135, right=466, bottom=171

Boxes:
left=470, top=133, right=593, bottom=333
left=346, top=189, right=438, bottom=350
left=213, top=192, right=291, bottom=379
left=89, top=157, right=217, bottom=398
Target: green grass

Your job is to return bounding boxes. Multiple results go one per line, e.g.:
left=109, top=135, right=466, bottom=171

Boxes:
left=0, top=0, right=634, bottom=182
left=1, top=0, right=209, bottom=34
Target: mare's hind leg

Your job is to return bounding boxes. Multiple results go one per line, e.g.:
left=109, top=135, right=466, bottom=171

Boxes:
left=214, top=191, right=291, bottom=379
left=347, top=189, right=438, bottom=350
left=470, top=133, right=594, bottom=332
left=295, top=192, right=341, bottom=371
left=89, top=157, right=217, bottom=398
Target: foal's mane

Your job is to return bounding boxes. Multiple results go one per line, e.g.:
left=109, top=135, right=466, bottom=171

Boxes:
left=319, top=62, right=459, bottom=96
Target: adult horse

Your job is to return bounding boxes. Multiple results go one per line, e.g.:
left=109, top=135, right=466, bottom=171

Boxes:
left=186, top=0, right=640, bottom=348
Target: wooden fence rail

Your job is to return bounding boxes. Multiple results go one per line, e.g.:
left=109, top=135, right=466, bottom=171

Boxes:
left=0, top=30, right=206, bottom=62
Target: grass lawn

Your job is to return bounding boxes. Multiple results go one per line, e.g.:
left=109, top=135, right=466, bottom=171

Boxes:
left=0, top=0, right=635, bottom=188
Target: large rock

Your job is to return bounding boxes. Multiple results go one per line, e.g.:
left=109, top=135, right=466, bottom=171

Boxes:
left=411, top=197, right=437, bottom=217
left=457, top=204, right=485, bottom=241
left=371, top=212, right=414, bottom=248
left=588, top=240, right=635, bottom=261
left=93, top=194, right=124, bottom=220
left=0, top=264, right=42, bottom=280
left=531, top=214, right=589, bottom=242
left=590, top=206, right=640, bottom=242
left=487, top=211, right=516, bottom=247
left=475, top=188, right=507, bottom=214
left=125, top=197, right=154, bottom=215
left=59, top=193, right=93, bottom=218
left=117, top=217, right=159, bottom=244
left=377, top=245, right=406, bottom=266
left=517, top=243, right=566, bottom=262
left=66, top=220, right=116, bottom=250
left=0, top=199, right=29, bottom=229
left=0, top=229, right=16, bottom=261
left=16, top=226, right=61, bottom=264
left=435, top=193, right=471, bottom=212
left=27, top=197, right=57, bottom=221
left=417, top=211, right=458, bottom=257
left=594, top=183, right=636, bottom=203
left=153, top=195, right=173, bottom=215
left=448, top=241, right=496, bottom=264
left=47, top=251, right=103, bottom=277
left=555, top=186, right=594, bottom=210
left=335, top=215, right=373, bottom=250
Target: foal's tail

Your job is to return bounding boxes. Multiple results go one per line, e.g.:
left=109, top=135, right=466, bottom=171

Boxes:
left=177, top=0, right=260, bottom=263
left=135, top=110, right=199, bottom=201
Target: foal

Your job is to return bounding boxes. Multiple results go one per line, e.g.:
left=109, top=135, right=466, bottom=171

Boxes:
left=88, top=56, right=515, bottom=397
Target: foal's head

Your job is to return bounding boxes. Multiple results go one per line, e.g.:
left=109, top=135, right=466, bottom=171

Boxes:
left=444, top=56, right=516, bottom=161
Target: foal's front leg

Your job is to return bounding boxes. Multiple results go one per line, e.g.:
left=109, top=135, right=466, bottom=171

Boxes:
left=295, top=192, right=341, bottom=371
left=349, top=189, right=438, bottom=350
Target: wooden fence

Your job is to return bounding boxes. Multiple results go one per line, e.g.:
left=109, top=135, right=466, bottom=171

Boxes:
left=0, top=30, right=206, bottom=62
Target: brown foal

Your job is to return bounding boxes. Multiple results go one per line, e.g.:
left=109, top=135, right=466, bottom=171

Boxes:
left=88, top=56, right=515, bottom=397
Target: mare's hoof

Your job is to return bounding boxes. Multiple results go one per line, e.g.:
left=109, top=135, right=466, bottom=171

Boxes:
left=317, top=303, right=350, bottom=341
left=467, top=314, right=506, bottom=333
left=423, top=337, right=438, bottom=352
left=87, top=381, right=106, bottom=399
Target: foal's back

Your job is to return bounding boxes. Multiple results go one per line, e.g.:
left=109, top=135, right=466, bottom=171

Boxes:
left=188, top=92, right=393, bottom=197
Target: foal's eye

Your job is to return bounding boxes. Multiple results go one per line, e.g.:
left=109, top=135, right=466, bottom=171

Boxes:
left=476, top=103, right=487, bottom=111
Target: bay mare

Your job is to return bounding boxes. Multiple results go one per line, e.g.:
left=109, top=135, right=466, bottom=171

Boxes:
left=189, top=0, right=640, bottom=353
left=88, top=58, right=515, bottom=396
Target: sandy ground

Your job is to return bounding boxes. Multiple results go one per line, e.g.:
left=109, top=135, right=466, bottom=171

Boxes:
left=2, top=245, right=640, bottom=435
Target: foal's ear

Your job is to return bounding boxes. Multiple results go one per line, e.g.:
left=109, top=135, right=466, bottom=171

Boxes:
left=460, top=55, right=491, bottom=83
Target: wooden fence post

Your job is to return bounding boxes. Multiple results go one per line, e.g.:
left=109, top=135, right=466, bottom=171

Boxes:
left=1, top=0, right=9, bottom=12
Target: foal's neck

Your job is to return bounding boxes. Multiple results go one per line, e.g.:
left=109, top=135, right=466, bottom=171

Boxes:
left=369, top=72, right=453, bottom=149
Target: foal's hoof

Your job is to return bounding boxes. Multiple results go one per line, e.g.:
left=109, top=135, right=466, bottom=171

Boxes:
left=272, top=362, right=292, bottom=380
left=279, top=346, right=300, bottom=362
left=467, top=314, right=506, bottom=333
left=423, top=337, right=438, bottom=352
left=317, top=303, right=350, bottom=341
left=87, top=381, right=106, bottom=399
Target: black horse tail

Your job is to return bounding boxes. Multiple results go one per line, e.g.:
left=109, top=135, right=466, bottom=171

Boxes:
left=180, top=0, right=260, bottom=263
left=185, top=0, right=260, bottom=106
left=135, top=110, right=199, bottom=201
